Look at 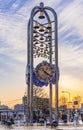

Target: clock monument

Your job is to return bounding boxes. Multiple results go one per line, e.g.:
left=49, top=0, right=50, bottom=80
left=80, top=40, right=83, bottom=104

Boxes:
left=26, top=2, right=59, bottom=125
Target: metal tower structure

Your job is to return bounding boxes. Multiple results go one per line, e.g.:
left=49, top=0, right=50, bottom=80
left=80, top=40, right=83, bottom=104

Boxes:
left=26, top=2, right=59, bottom=125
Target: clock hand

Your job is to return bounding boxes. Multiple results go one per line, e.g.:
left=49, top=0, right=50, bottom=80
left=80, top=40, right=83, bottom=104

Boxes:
left=43, top=70, right=52, bottom=77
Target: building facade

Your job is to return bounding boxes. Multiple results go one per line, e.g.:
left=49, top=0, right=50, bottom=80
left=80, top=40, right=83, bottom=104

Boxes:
left=22, top=95, right=49, bottom=115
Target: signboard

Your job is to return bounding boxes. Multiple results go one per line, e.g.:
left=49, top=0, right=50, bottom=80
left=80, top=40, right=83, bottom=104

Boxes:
left=74, top=101, right=78, bottom=105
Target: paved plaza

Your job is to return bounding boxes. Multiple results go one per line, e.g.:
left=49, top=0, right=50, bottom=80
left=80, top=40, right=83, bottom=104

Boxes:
left=0, top=124, right=83, bottom=130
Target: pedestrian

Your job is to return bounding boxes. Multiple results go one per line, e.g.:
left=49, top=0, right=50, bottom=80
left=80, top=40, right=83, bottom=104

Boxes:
left=62, top=112, right=67, bottom=124
left=73, top=113, right=78, bottom=127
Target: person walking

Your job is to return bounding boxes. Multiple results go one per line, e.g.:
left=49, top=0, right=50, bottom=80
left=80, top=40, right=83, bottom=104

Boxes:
left=73, top=112, right=78, bottom=128
left=62, top=112, right=67, bottom=124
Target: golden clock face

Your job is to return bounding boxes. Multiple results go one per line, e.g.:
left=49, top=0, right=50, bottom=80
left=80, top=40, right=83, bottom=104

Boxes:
left=36, top=62, right=54, bottom=82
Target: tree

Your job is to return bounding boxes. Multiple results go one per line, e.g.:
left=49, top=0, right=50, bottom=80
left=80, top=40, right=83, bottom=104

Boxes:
left=59, top=96, right=68, bottom=107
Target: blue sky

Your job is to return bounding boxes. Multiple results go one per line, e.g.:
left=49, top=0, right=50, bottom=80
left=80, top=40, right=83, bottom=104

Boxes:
left=0, top=0, right=83, bottom=107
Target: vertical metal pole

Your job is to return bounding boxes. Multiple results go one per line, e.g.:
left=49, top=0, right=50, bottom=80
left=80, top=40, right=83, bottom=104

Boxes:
left=49, top=28, right=52, bottom=125
left=49, top=84, right=52, bottom=125
left=27, top=20, right=30, bottom=124
left=55, top=15, right=58, bottom=124
left=30, top=15, right=33, bottom=124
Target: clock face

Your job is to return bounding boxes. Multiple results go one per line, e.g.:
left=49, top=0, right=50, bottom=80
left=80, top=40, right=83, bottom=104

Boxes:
left=35, top=61, right=54, bottom=82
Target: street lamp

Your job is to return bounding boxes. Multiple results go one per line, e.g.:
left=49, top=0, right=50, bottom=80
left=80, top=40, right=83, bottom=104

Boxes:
left=62, top=91, right=70, bottom=103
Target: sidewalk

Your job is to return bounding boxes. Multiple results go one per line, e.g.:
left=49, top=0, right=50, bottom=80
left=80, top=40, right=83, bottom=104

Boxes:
left=0, top=124, right=83, bottom=130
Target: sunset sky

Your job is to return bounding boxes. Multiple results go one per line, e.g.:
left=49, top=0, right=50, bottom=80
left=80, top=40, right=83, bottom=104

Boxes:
left=0, top=0, right=83, bottom=108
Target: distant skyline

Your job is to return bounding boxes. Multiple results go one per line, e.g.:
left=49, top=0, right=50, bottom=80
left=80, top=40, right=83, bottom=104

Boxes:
left=0, top=0, right=83, bottom=108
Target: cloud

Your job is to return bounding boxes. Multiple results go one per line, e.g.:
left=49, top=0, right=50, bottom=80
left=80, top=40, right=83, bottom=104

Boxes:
left=0, top=12, right=27, bottom=63
left=59, top=0, right=83, bottom=37
left=59, top=41, right=83, bottom=80
left=56, top=0, right=83, bottom=81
